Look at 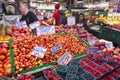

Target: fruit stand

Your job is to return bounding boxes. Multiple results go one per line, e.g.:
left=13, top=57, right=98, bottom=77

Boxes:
left=0, top=13, right=120, bottom=80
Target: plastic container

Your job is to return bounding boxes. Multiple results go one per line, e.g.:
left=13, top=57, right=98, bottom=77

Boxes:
left=67, top=65, right=78, bottom=74
left=78, top=67, right=86, bottom=75
left=78, top=76, right=86, bottom=80
left=69, top=60, right=79, bottom=66
left=82, top=73, right=96, bottom=80
left=35, top=77, right=45, bottom=80
left=56, top=65, right=67, bottom=75
left=65, top=74, right=79, bottom=80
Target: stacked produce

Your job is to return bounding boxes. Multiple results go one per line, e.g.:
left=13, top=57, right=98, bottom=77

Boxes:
left=0, top=23, right=13, bottom=36
left=0, top=43, right=12, bottom=77
left=0, top=36, right=11, bottom=41
left=55, top=25, right=98, bottom=42
left=12, top=33, right=87, bottom=74
left=43, top=67, right=62, bottom=80
left=92, top=40, right=120, bottom=59
left=106, top=24, right=120, bottom=30
left=97, top=16, right=120, bottom=24
left=11, top=27, right=31, bottom=39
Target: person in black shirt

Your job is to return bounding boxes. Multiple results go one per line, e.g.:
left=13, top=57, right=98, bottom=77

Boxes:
left=76, top=13, right=88, bottom=30
left=19, top=2, right=38, bottom=25
left=19, top=2, right=38, bottom=35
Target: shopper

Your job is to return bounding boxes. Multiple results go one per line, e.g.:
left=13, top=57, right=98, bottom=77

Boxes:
left=52, top=3, right=61, bottom=25
left=76, top=13, right=89, bottom=30
left=19, top=2, right=38, bottom=25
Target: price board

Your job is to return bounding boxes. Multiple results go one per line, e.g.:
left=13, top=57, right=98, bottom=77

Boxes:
left=31, top=46, right=47, bottom=58
left=58, top=52, right=72, bottom=66
left=16, top=21, right=27, bottom=28
left=37, top=15, right=44, bottom=20
left=88, top=39, right=96, bottom=46
left=67, top=17, right=75, bottom=25
left=105, top=43, right=113, bottom=49
left=88, top=47, right=99, bottom=54
left=36, top=26, right=55, bottom=36
left=29, top=21, right=40, bottom=29
left=51, top=44, right=62, bottom=54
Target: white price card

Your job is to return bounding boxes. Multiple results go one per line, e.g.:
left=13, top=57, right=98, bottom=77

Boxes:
left=37, top=26, right=55, bottom=36
left=31, top=46, right=47, bottom=58
left=67, top=17, right=75, bottom=25
left=88, top=47, right=99, bottom=54
left=58, top=52, right=72, bottom=66
left=51, top=44, right=62, bottom=54
left=105, top=43, right=113, bottom=49
left=16, top=21, right=27, bottom=28
left=37, top=15, right=44, bottom=20
left=88, top=39, right=96, bottom=46
left=29, top=21, right=40, bottom=29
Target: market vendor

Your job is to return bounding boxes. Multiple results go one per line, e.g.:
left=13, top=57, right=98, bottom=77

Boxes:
left=52, top=3, right=61, bottom=26
left=76, top=13, right=90, bottom=30
left=19, top=2, right=38, bottom=25
left=19, top=2, right=38, bottom=35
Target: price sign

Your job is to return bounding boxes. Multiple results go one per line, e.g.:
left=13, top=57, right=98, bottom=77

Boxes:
left=29, top=21, right=40, bottom=29
left=51, top=44, right=62, bottom=54
left=36, top=26, right=55, bottom=36
left=58, top=52, right=72, bottom=66
left=16, top=21, right=27, bottom=28
left=67, top=17, right=75, bottom=25
left=88, top=47, right=99, bottom=54
left=105, top=43, right=113, bottom=49
left=31, top=46, right=47, bottom=58
left=88, top=39, right=95, bottom=46
left=37, top=15, right=44, bottom=20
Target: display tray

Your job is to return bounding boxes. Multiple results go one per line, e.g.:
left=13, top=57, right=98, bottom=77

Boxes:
left=9, top=32, right=89, bottom=75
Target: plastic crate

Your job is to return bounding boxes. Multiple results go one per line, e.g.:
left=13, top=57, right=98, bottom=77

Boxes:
left=82, top=73, right=96, bottom=80
left=56, top=65, right=67, bottom=75
left=69, top=60, right=79, bottom=66
left=67, top=65, right=78, bottom=74
left=35, top=77, right=45, bottom=80
left=78, top=76, right=86, bottom=80
left=78, top=67, right=86, bottom=75
left=65, top=74, right=79, bottom=80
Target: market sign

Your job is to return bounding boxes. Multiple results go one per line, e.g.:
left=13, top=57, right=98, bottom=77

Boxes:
left=51, top=44, right=62, bottom=54
left=3, top=15, right=20, bottom=26
left=88, top=39, right=96, bottom=46
left=58, top=52, right=72, bottom=66
left=37, top=15, right=44, bottom=20
left=105, top=43, right=113, bottom=49
left=16, top=21, right=28, bottom=28
left=31, top=46, right=47, bottom=58
left=67, top=17, right=75, bottom=26
left=36, top=26, right=55, bottom=36
left=88, top=47, right=99, bottom=54
left=29, top=21, right=40, bottom=29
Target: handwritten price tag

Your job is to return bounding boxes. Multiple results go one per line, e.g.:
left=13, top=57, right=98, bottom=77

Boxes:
left=16, top=21, right=27, bottom=28
left=88, top=39, right=95, bottom=46
left=29, top=21, right=40, bottom=29
left=31, top=46, right=47, bottom=58
left=37, top=15, right=44, bottom=20
left=88, top=47, right=99, bottom=54
left=51, top=44, right=62, bottom=54
left=58, top=52, right=72, bottom=66
left=105, top=43, right=113, bottom=49
left=67, top=17, right=75, bottom=25
left=36, top=26, right=55, bottom=36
